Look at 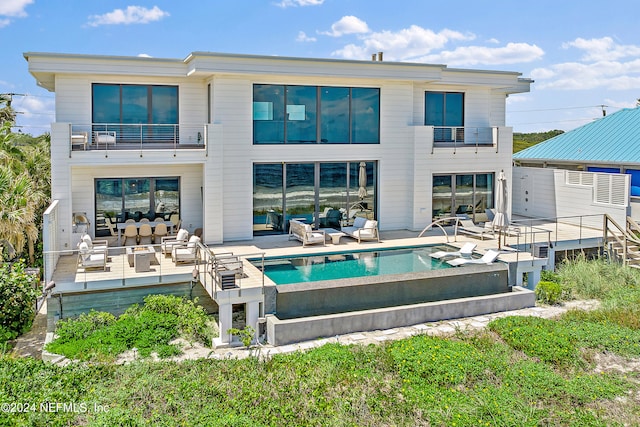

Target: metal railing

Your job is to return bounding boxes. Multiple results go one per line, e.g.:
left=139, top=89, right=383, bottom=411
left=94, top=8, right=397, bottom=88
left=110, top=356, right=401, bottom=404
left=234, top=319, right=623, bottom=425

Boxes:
left=429, top=126, right=498, bottom=154
left=69, top=123, right=208, bottom=154
left=43, top=241, right=265, bottom=298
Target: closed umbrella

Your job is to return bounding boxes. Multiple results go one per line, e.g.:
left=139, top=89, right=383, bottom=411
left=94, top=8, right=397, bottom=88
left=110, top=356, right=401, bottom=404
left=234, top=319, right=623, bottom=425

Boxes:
left=491, top=170, right=510, bottom=249
left=358, top=162, right=367, bottom=200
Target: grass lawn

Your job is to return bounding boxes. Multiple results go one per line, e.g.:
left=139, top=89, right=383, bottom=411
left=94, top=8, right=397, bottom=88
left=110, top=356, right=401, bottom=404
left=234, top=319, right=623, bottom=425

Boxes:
left=1, top=256, right=640, bottom=426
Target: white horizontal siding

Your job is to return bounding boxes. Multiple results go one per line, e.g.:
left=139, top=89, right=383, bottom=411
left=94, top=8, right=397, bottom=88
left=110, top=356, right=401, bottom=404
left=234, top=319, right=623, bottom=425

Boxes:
left=512, top=167, right=629, bottom=226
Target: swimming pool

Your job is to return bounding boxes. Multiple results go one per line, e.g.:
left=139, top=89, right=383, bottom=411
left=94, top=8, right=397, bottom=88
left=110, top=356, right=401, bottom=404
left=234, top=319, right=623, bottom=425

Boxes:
left=254, top=245, right=452, bottom=285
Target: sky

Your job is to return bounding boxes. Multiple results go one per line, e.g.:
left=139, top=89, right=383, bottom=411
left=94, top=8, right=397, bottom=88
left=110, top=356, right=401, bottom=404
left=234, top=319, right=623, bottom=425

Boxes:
left=2, top=0, right=640, bottom=136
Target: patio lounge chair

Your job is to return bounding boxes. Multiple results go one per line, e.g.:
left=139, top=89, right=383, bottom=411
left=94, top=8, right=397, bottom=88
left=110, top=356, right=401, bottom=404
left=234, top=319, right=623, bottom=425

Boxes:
left=77, top=241, right=107, bottom=271
left=457, top=218, right=494, bottom=240
left=446, top=249, right=500, bottom=267
left=171, top=235, right=201, bottom=264
left=289, top=219, right=326, bottom=247
left=162, top=228, right=189, bottom=256
left=342, top=217, right=379, bottom=243
left=430, top=242, right=477, bottom=259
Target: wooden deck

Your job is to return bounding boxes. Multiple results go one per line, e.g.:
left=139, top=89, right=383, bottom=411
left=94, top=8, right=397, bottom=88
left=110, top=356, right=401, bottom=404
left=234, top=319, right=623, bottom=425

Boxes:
left=51, top=217, right=605, bottom=295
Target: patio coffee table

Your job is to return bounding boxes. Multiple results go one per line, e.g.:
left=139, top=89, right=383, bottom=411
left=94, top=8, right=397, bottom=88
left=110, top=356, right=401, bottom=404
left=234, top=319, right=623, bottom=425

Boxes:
left=126, top=245, right=158, bottom=271
left=323, top=228, right=346, bottom=244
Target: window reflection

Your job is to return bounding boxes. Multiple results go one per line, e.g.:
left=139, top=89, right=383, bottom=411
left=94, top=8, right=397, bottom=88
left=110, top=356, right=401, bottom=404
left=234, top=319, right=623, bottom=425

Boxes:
left=95, top=177, right=180, bottom=236
left=254, top=84, right=380, bottom=144
left=432, top=173, right=494, bottom=223
left=253, top=162, right=377, bottom=235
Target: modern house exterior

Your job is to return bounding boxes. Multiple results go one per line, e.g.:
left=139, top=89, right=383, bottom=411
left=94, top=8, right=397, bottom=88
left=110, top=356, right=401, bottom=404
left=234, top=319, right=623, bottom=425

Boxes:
left=25, top=51, right=532, bottom=254
left=512, top=108, right=640, bottom=227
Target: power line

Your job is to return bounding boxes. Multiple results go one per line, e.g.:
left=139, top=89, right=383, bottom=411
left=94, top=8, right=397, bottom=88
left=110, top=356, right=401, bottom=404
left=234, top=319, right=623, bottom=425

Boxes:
left=509, top=104, right=609, bottom=113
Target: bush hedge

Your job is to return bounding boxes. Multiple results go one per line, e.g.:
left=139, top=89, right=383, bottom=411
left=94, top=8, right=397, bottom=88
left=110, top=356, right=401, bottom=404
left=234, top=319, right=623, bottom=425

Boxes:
left=0, top=262, right=39, bottom=344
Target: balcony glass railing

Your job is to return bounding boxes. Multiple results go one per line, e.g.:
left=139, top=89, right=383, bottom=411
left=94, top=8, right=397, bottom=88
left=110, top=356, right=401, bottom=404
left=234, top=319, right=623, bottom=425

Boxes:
left=69, top=123, right=208, bottom=152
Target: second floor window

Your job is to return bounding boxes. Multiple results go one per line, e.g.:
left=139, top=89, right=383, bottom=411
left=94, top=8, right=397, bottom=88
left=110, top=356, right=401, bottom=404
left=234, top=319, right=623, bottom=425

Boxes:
left=92, top=84, right=179, bottom=125
left=253, top=84, right=380, bottom=144
left=425, top=91, right=464, bottom=142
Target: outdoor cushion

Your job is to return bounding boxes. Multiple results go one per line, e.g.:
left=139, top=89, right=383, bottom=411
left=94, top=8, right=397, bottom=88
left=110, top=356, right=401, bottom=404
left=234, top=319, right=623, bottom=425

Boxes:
left=353, top=217, right=367, bottom=229
left=186, top=235, right=200, bottom=253
left=176, top=228, right=189, bottom=241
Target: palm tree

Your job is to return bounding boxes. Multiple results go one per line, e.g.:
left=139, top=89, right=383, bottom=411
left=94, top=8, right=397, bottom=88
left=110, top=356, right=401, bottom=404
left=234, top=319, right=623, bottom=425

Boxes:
left=0, top=123, right=49, bottom=264
left=0, top=168, right=42, bottom=262
left=0, top=94, right=16, bottom=125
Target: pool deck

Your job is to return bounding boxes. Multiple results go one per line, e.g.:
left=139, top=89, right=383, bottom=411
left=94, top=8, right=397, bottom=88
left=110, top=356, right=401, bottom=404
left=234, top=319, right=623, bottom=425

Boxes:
left=40, top=219, right=604, bottom=350
left=50, top=217, right=604, bottom=295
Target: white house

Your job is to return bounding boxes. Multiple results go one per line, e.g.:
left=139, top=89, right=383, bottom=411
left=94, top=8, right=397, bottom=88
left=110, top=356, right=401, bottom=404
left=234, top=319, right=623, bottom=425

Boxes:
left=25, top=51, right=532, bottom=253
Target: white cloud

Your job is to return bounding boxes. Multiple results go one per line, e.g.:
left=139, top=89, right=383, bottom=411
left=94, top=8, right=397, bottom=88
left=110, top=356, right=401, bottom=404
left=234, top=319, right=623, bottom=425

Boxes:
left=137, top=53, right=153, bottom=58
left=0, top=0, right=32, bottom=17
left=0, top=0, right=32, bottom=26
left=416, top=42, right=544, bottom=66
left=87, top=6, right=169, bottom=27
left=276, top=0, right=324, bottom=7
left=332, top=25, right=474, bottom=61
left=563, top=36, right=640, bottom=62
left=530, top=37, right=640, bottom=91
left=321, top=16, right=370, bottom=37
left=296, top=31, right=316, bottom=42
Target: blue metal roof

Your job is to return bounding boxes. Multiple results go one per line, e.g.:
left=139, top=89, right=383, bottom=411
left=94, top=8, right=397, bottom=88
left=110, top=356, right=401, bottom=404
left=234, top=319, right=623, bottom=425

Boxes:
left=513, top=107, right=640, bottom=165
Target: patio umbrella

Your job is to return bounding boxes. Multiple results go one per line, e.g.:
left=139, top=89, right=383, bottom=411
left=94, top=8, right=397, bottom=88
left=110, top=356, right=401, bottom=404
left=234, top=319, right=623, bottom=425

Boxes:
left=358, top=162, right=367, bottom=200
left=491, top=170, right=510, bottom=249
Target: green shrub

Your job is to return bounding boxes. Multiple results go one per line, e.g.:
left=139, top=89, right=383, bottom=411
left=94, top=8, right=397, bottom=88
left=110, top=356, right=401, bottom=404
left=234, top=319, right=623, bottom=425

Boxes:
left=535, top=280, right=563, bottom=305
left=47, top=294, right=213, bottom=361
left=0, top=261, right=39, bottom=343
left=228, top=326, right=255, bottom=348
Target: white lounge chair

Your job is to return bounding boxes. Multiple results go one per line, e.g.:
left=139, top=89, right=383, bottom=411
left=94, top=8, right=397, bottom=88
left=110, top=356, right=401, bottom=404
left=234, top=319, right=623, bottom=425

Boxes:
left=430, top=242, right=477, bottom=259
left=447, top=249, right=500, bottom=267
left=172, top=235, right=201, bottom=264
left=162, top=228, right=189, bottom=255
left=77, top=241, right=107, bottom=271
left=288, top=219, right=326, bottom=247
left=456, top=218, right=494, bottom=240
left=342, top=217, right=379, bottom=243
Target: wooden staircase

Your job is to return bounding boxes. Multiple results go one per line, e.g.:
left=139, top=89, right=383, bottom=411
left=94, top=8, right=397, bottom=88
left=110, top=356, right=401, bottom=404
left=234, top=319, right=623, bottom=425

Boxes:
left=604, top=215, right=640, bottom=268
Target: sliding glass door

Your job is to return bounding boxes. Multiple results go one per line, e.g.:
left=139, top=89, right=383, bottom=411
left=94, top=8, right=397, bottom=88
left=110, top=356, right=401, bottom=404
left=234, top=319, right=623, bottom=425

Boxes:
left=253, top=161, right=377, bottom=235
left=432, top=173, right=494, bottom=223
left=95, top=177, right=180, bottom=236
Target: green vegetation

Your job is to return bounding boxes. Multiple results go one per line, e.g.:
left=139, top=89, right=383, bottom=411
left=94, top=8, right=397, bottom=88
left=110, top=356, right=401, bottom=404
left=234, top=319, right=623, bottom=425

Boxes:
left=45, top=295, right=215, bottom=362
left=0, top=262, right=39, bottom=346
left=534, top=279, right=563, bottom=305
left=513, top=130, right=564, bottom=153
left=1, top=257, right=640, bottom=425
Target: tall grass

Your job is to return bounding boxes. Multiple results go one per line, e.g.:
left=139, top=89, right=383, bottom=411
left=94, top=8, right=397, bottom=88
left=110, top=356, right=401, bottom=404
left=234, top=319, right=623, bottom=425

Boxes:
left=555, top=253, right=640, bottom=301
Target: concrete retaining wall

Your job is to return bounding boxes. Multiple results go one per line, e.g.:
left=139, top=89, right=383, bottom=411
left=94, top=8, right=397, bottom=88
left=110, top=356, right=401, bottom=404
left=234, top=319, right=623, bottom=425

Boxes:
left=266, top=286, right=536, bottom=346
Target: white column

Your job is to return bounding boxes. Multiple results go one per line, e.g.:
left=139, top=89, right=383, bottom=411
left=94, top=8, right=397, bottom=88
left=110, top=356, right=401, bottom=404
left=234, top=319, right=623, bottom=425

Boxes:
left=246, top=302, right=260, bottom=342
left=217, top=302, right=232, bottom=344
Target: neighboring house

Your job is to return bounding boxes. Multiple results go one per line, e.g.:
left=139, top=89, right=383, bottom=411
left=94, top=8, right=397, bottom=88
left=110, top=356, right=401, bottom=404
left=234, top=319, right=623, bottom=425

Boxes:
left=512, top=108, right=640, bottom=227
left=25, top=51, right=531, bottom=254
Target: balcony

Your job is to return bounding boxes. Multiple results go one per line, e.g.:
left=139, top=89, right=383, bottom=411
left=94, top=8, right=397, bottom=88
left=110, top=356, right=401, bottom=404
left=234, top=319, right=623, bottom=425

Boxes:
left=68, top=123, right=208, bottom=155
left=416, top=126, right=499, bottom=154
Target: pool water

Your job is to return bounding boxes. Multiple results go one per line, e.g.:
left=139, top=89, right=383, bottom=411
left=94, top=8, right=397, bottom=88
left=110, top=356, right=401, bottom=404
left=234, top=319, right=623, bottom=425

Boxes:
left=254, top=245, right=452, bottom=285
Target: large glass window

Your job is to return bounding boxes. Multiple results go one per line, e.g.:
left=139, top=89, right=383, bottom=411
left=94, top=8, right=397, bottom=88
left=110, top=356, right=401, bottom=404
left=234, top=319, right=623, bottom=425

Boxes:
left=320, top=87, right=349, bottom=143
left=92, top=84, right=179, bottom=141
left=95, top=177, right=180, bottom=236
left=351, top=88, right=380, bottom=144
left=253, top=164, right=284, bottom=231
left=253, top=162, right=377, bottom=235
left=432, top=173, right=493, bottom=223
left=425, top=91, right=464, bottom=142
left=254, top=84, right=380, bottom=144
